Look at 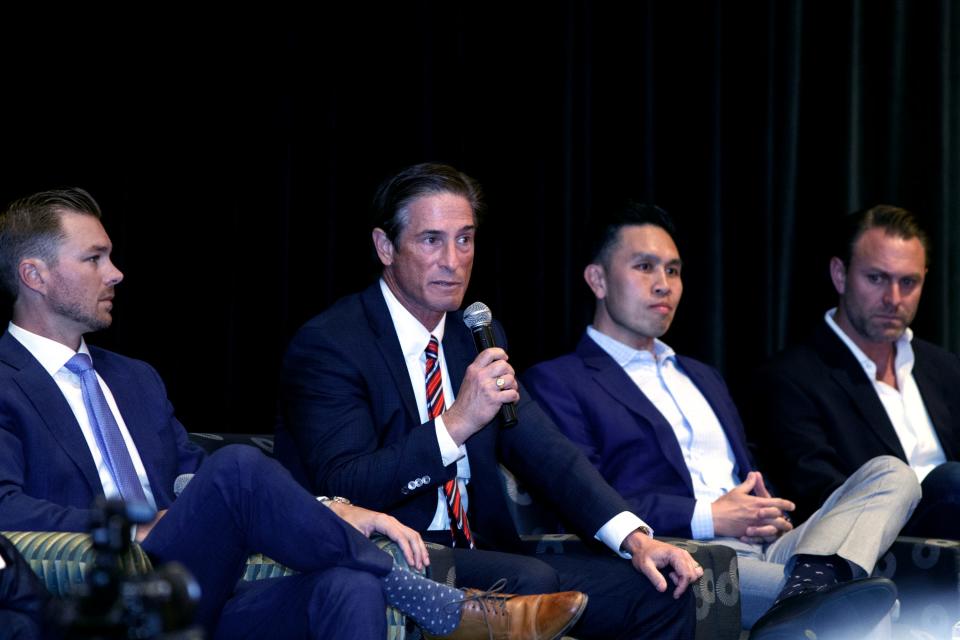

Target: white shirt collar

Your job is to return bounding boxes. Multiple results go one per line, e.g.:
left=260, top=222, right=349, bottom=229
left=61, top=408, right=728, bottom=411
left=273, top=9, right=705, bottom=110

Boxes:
left=823, top=308, right=914, bottom=379
left=586, top=325, right=676, bottom=368
left=7, top=322, right=91, bottom=376
left=379, top=279, right=447, bottom=359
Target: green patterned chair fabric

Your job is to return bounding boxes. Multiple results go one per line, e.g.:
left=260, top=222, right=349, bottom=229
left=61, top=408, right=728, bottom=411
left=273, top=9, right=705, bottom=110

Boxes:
left=5, top=530, right=418, bottom=640
left=3, top=530, right=152, bottom=597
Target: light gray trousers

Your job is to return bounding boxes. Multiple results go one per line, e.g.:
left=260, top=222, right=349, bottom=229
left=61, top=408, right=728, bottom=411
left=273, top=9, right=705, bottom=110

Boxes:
left=711, top=455, right=920, bottom=628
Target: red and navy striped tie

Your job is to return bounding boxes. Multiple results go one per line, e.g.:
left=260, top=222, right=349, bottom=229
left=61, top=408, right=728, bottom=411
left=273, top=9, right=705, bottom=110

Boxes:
left=425, top=335, right=475, bottom=549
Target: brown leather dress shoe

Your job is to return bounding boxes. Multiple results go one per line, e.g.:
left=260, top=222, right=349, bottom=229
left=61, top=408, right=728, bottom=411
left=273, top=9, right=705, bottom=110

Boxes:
left=424, top=583, right=588, bottom=640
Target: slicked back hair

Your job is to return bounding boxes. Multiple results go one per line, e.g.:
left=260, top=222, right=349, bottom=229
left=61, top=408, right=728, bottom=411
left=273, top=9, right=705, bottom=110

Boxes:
left=0, top=188, right=102, bottom=297
left=835, top=204, right=930, bottom=267
left=371, top=162, right=483, bottom=243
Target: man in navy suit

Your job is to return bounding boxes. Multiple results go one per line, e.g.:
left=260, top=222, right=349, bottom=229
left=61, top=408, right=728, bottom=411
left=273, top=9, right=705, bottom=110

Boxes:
left=281, top=163, right=704, bottom=639
left=0, top=187, right=587, bottom=640
left=523, top=203, right=917, bottom=638
left=751, top=205, right=960, bottom=539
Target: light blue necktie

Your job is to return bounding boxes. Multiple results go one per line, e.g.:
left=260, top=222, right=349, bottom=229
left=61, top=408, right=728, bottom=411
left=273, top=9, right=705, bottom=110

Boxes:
left=64, top=353, right=148, bottom=504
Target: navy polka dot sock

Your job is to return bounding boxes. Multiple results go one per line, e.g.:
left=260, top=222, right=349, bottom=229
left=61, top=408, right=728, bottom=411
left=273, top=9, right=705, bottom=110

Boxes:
left=775, top=554, right=853, bottom=606
left=381, top=564, right=462, bottom=635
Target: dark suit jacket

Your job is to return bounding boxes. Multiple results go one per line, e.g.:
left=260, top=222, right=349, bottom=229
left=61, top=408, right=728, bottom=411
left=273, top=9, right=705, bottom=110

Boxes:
left=0, top=331, right=205, bottom=532
left=279, top=283, right=635, bottom=552
left=523, top=333, right=755, bottom=538
left=749, top=319, right=960, bottom=522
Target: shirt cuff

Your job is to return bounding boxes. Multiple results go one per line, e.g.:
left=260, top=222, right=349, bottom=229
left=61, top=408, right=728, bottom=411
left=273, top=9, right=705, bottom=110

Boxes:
left=595, top=511, right=653, bottom=559
left=690, top=499, right=716, bottom=539
left=434, top=415, right=465, bottom=467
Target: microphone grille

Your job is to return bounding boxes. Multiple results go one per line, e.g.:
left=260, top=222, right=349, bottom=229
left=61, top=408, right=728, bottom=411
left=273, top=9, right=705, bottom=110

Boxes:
left=463, top=301, right=492, bottom=329
left=174, top=473, right=195, bottom=497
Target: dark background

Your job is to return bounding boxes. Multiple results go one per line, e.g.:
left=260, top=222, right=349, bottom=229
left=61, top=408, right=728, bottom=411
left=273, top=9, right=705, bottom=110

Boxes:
left=2, top=1, right=958, bottom=433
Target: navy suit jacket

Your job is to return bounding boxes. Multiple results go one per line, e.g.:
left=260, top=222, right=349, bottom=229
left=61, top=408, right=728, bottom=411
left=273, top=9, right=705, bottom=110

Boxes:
left=279, top=283, right=635, bottom=552
left=0, top=331, right=205, bottom=532
left=523, top=333, right=755, bottom=538
left=750, top=319, right=960, bottom=522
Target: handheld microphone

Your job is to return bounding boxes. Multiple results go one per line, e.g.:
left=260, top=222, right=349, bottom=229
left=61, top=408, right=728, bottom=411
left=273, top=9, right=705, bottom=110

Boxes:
left=463, top=301, right=518, bottom=427
left=173, top=473, right=195, bottom=497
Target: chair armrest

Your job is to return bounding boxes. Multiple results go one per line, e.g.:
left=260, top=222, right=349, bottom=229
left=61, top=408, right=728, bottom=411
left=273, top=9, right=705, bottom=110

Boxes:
left=518, top=533, right=742, bottom=640
left=661, top=538, right=741, bottom=640
left=3, top=531, right=153, bottom=597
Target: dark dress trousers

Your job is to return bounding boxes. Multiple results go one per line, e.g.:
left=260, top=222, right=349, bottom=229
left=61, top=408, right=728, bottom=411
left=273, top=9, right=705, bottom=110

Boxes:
left=0, top=534, right=49, bottom=640
left=749, top=319, right=960, bottom=525
left=523, top=334, right=755, bottom=539
left=0, top=331, right=393, bottom=639
left=279, top=282, right=696, bottom=640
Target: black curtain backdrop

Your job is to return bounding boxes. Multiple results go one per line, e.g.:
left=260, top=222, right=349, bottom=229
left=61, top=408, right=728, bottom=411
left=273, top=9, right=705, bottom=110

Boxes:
left=1, top=1, right=957, bottom=433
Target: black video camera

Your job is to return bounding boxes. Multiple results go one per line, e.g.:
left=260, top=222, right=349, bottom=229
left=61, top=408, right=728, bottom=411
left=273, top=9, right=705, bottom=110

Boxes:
left=49, top=498, right=203, bottom=640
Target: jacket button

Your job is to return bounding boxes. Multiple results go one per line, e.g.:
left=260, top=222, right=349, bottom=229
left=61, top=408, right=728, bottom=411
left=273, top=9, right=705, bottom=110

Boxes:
left=407, top=481, right=417, bottom=490
left=423, top=475, right=431, bottom=484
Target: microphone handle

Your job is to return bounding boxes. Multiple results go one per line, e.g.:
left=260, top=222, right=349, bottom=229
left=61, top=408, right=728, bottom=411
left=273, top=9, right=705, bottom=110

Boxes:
left=471, top=326, right=519, bottom=427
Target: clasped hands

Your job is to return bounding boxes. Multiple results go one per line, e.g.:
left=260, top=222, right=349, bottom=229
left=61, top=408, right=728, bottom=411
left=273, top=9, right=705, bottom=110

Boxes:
left=711, top=471, right=795, bottom=543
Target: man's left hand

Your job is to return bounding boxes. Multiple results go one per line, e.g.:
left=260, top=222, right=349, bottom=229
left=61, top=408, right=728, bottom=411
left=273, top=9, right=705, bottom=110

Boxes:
left=622, top=529, right=703, bottom=598
left=739, top=472, right=794, bottom=544
left=327, top=501, right=430, bottom=571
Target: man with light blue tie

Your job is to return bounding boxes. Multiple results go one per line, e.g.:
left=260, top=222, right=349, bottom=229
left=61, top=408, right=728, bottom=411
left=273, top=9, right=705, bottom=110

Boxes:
left=0, top=187, right=589, bottom=640
left=523, top=202, right=920, bottom=639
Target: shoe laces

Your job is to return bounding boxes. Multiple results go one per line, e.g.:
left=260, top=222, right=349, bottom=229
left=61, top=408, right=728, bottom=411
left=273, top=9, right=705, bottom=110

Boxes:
left=448, top=578, right=516, bottom=640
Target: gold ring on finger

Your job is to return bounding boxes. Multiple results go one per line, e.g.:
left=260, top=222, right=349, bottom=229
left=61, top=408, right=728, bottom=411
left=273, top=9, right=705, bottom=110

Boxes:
left=496, top=377, right=505, bottom=388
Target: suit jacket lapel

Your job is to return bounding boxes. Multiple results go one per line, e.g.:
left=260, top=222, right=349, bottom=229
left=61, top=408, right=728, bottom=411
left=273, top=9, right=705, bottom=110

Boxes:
left=812, top=322, right=907, bottom=457
left=911, top=348, right=956, bottom=459
left=360, top=283, right=423, bottom=425
left=440, top=314, right=472, bottom=395
left=0, top=333, right=102, bottom=495
left=576, top=335, right=695, bottom=493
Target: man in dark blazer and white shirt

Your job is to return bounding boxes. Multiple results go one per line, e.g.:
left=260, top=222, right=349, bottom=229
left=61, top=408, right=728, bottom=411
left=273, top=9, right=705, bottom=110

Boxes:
left=751, top=205, right=960, bottom=538
left=523, top=203, right=916, bottom=638
left=280, top=163, right=704, bottom=639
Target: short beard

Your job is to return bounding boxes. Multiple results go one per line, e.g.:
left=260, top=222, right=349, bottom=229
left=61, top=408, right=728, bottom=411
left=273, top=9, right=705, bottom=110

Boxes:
left=50, top=299, right=111, bottom=333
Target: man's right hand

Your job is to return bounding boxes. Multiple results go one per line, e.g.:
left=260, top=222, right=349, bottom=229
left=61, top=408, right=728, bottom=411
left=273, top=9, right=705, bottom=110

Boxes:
left=135, top=509, right=168, bottom=543
left=711, top=471, right=795, bottom=541
left=443, top=347, right=520, bottom=445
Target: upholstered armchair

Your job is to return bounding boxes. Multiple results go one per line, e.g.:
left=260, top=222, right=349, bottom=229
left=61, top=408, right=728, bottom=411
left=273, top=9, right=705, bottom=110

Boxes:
left=4, top=530, right=417, bottom=640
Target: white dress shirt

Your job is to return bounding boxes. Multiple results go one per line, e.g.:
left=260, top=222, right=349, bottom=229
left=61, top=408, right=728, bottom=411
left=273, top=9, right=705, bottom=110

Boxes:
left=380, top=280, right=472, bottom=530
left=587, top=326, right=741, bottom=539
left=8, top=322, right=158, bottom=509
left=380, top=281, right=649, bottom=554
left=824, top=309, right=946, bottom=481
